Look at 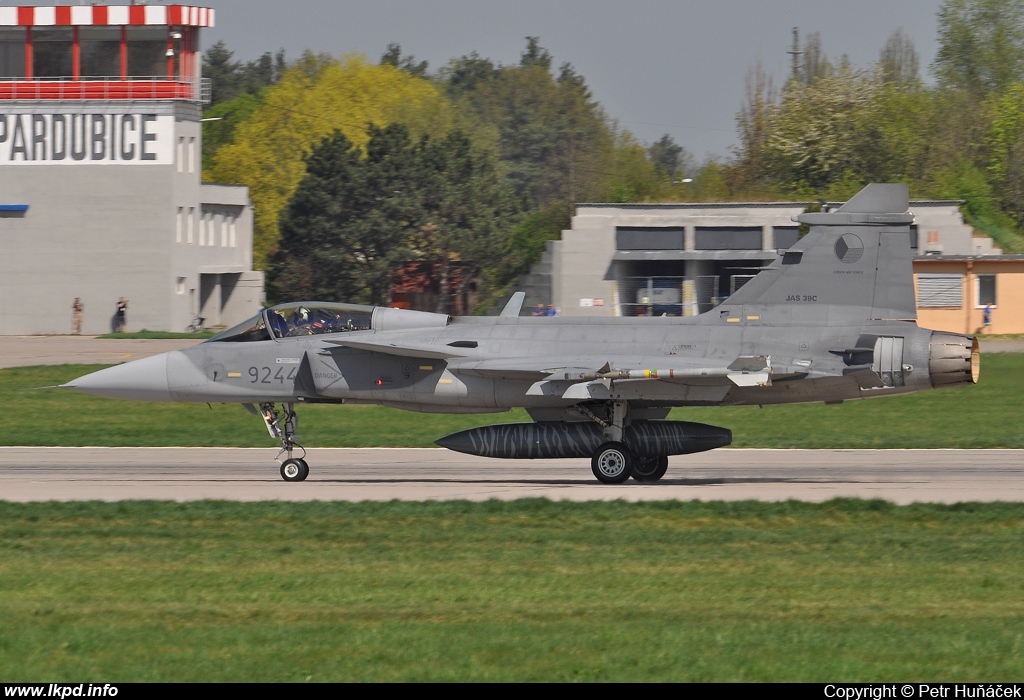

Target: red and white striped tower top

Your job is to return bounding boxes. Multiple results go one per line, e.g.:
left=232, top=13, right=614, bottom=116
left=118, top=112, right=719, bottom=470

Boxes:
left=0, top=5, right=214, bottom=28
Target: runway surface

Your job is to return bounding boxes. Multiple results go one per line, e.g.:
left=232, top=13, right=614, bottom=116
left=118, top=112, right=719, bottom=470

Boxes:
left=2, top=447, right=1022, bottom=504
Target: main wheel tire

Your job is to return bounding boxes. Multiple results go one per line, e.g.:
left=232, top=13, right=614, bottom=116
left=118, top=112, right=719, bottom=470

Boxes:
left=280, top=458, right=309, bottom=482
left=591, top=442, right=635, bottom=484
left=632, top=455, right=669, bottom=482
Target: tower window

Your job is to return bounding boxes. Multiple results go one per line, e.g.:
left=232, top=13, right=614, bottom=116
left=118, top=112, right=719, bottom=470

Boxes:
left=32, top=28, right=74, bottom=78
left=0, top=28, right=26, bottom=78
left=79, top=27, right=121, bottom=77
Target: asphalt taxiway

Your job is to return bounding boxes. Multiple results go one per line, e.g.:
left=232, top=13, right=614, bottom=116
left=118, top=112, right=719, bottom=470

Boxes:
left=1, top=447, right=1022, bottom=504
left=3, top=337, right=1021, bottom=504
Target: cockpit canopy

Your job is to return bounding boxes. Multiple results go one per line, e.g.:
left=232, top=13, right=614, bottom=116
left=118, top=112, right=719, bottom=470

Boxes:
left=206, top=302, right=448, bottom=343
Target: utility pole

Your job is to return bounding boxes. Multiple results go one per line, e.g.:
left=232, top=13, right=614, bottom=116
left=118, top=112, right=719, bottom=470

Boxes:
left=787, top=27, right=804, bottom=83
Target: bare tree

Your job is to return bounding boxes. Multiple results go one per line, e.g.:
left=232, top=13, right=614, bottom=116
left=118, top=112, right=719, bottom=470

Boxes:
left=733, top=61, right=777, bottom=189
left=801, top=32, right=832, bottom=85
left=880, top=28, right=921, bottom=87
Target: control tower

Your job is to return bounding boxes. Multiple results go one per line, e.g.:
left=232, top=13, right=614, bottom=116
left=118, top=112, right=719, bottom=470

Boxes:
left=0, top=4, right=263, bottom=335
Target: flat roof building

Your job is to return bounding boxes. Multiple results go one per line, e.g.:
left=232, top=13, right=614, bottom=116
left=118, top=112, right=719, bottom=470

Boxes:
left=0, top=4, right=262, bottom=335
left=524, top=198, right=1024, bottom=335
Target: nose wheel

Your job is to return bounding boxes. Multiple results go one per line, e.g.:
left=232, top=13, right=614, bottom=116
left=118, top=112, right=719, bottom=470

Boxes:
left=252, top=402, right=310, bottom=482
left=280, top=458, right=309, bottom=482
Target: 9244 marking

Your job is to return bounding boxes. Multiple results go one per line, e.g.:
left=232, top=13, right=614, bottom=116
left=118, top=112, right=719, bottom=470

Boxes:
left=248, top=366, right=298, bottom=384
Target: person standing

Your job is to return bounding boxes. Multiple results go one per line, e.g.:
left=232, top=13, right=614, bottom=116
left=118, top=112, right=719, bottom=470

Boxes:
left=115, top=297, right=128, bottom=333
left=71, top=298, right=83, bottom=335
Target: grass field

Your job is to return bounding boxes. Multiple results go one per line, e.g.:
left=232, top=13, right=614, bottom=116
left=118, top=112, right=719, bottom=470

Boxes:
left=4, top=353, right=1023, bottom=448
left=1, top=499, right=1022, bottom=682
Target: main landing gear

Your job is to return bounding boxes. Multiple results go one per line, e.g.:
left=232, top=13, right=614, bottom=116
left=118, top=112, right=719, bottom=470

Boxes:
left=582, top=401, right=670, bottom=485
left=257, top=402, right=308, bottom=482
left=632, top=455, right=669, bottom=482
left=591, top=442, right=634, bottom=484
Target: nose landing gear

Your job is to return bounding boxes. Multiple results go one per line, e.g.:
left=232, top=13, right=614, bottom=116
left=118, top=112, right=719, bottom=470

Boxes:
left=253, top=402, right=309, bottom=482
left=280, top=457, right=309, bottom=482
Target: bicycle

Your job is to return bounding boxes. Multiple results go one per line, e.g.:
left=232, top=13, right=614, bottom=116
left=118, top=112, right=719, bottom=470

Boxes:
left=185, top=315, right=205, bottom=333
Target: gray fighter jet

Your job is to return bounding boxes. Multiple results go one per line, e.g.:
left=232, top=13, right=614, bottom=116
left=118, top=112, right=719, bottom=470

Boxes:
left=66, top=184, right=979, bottom=483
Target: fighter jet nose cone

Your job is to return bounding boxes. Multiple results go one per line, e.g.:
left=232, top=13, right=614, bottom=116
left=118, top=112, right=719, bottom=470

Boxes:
left=66, top=352, right=173, bottom=401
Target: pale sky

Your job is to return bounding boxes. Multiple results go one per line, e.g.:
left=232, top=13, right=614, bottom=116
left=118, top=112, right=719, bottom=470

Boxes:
left=31, top=1, right=948, bottom=160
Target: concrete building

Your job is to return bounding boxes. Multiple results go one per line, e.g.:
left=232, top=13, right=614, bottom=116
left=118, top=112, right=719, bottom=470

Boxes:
left=0, top=4, right=262, bottom=335
left=914, top=256, right=1024, bottom=335
left=532, top=198, right=1024, bottom=334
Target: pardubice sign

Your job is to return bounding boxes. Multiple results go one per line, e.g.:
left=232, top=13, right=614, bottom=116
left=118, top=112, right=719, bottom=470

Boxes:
left=0, top=113, right=173, bottom=165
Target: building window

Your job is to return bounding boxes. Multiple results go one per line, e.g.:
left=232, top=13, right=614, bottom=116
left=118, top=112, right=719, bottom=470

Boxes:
left=32, top=28, right=74, bottom=78
left=187, top=137, right=195, bottom=173
left=977, top=274, right=997, bottom=307
left=176, top=277, right=186, bottom=294
left=0, top=28, right=27, bottom=78
left=177, top=137, right=184, bottom=173
left=229, top=216, right=237, bottom=248
left=220, top=215, right=227, bottom=247
left=79, top=26, right=121, bottom=77
left=176, top=207, right=183, bottom=243
left=773, top=226, right=801, bottom=250
left=198, top=210, right=205, bottom=246
left=187, top=207, right=194, bottom=243
left=917, top=273, right=963, bottom=308
left=695, top=227, right=763, bottom=250
left=126, top=26, right=167, bottom=77
left=615, top=227, right=684, bottom=251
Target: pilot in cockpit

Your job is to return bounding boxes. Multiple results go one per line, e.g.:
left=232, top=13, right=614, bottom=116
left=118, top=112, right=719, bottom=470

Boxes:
left=267, top=310, right=289, bottom=338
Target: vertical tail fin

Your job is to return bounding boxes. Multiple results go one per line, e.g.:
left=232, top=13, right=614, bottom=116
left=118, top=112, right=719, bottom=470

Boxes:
left=723, top=183, right=916, bottom=320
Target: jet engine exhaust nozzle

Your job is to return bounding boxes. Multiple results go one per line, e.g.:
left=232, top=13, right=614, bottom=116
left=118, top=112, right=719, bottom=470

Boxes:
left=928, top=332, right=980, bottom=389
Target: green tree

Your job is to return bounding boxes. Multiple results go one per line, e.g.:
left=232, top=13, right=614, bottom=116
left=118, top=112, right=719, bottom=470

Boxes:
left=267, top=130, right=375, bottom=302
left=647, top=134, right=686, bottom=178
left=439, top=38, right=660, bottom=209
left=380, top=43, right=429, bottom=78
left=269, top=124, right=518, bottom=305
left=203, top=41, right=242, bottom=106
left=203, top=41, right=284, bottom=107
left=520, top=36, right=552, bottom=70
left=438, top=52, right=499, bottom=101
left=934, top=0, right=1024, bottom=94
left=210, top=56, right=466, bottom=268
left=688, top=161, right=731, bottom=201
left=986, top=82, right=1024, bottom=221
left=764, top=67, right=881, bottom=190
